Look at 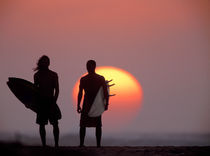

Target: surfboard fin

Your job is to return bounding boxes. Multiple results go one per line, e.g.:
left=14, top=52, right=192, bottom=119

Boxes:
left=106, top=79, right=116, bottom=97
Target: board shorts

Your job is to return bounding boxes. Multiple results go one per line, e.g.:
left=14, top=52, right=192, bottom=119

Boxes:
left=36, top=97, right=61, bottom=125
left=36, top=110, right=58, bottom=125
left=80, top=113, right=102, bottom=127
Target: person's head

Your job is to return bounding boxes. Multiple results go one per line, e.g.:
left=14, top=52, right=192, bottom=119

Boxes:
left=86, top=60, right=96, bottom=74
left=34, top=55, right=50, bottom=71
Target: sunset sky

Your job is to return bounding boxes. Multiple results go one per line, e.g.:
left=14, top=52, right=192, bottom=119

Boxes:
left=0, top=0, right=209, bottom=141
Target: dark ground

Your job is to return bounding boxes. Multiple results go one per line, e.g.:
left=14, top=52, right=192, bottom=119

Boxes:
left=1, top=142, right=210, bottom=156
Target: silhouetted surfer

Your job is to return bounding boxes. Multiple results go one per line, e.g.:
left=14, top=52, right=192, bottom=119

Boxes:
left=77, top=60, right=109, bottom=147
left=33, top=55, right=61, bottom=147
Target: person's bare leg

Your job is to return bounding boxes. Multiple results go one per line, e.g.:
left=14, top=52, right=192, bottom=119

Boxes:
left=80, top=127, right=86, bottom=147
left=53, top=124, right=59, bottom=147
left=96, top=126, right=102, bottom=147
left=39, top=124, right=46, bottom=147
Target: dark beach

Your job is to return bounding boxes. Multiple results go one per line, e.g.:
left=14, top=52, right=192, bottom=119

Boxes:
left=1, top=142, right=210, bottom=156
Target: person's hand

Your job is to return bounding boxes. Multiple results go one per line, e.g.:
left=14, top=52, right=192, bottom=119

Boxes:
left=77, top=106, right=82, bottom=113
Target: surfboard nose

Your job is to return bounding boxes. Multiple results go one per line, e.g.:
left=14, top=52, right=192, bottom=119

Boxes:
left=8, top=77, right=16, bottom=82
left=7, top=77, right=14, bottom=86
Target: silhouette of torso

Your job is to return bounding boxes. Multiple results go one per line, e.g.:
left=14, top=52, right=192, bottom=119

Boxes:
left=34, top=69, right=58, bottom=98
left=80, top=73, right=106, bottom=114
left=34, top=69, right=61, bottom=125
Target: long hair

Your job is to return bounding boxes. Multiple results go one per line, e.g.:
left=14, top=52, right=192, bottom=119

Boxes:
left=33, top=55, right=50, bottom=71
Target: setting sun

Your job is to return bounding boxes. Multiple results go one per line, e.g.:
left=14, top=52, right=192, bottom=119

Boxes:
left=72, top=66, right=143, bottom=129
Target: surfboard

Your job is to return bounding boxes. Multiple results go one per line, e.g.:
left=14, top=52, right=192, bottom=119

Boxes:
left=7, top=77, right=61, bottom=119
left=88, top=80, right=115, bottom=117
left=88, top=86, right=106, bottom=117
left=7, top=77, right=40, bottom=113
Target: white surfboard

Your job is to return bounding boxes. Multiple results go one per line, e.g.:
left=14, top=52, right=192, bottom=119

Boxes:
left=88, top=86, right=106, bottom=117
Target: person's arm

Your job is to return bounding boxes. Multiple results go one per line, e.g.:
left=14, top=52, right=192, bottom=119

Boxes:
left=33, top=74, right=39, bottom=109
left=34, top=74, right=38, bottom=87
left=77, top=79, right=83, bottom=113
left=54, top=74, right=59, bottom=102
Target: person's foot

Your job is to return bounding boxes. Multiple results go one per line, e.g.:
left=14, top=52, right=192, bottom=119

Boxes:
left=79, top=145, right=85, bottom=148
left=97, top=145, right=101, bottom=148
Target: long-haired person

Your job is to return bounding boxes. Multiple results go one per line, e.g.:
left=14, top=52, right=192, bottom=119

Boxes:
left=34, top=55, right=61, bottom=147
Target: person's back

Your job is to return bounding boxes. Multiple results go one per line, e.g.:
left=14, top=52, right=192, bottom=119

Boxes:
left=80, top=73, right=105, bottom=114
left=34, top=69, right=58, bottom=98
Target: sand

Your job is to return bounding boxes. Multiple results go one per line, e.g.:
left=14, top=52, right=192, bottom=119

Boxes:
left=1, top=142, right=210, bottom=156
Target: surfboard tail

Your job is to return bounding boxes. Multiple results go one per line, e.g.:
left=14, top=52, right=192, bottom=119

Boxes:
left=106, top=79, right=116, bottom=97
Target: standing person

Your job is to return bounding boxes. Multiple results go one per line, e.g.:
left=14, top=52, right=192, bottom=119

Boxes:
left=34, top=55, right=61, bottom=147
left=77, top=60, right=109, bottom=147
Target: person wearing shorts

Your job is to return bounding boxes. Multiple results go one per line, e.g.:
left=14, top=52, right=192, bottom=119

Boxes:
left=77, top=60, right=109, bottom=147
left=34, top=55, right=60, bottom=147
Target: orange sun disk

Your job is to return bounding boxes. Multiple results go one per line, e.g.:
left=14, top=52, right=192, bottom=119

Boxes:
left=72, top=66, right=143, bottom=129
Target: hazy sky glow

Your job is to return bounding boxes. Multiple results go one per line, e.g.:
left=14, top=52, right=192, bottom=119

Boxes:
left=0, top=0, right=209, bottom=138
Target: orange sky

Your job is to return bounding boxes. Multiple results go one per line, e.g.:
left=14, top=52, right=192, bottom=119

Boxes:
left=0, top=0, right=209, bottom=139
